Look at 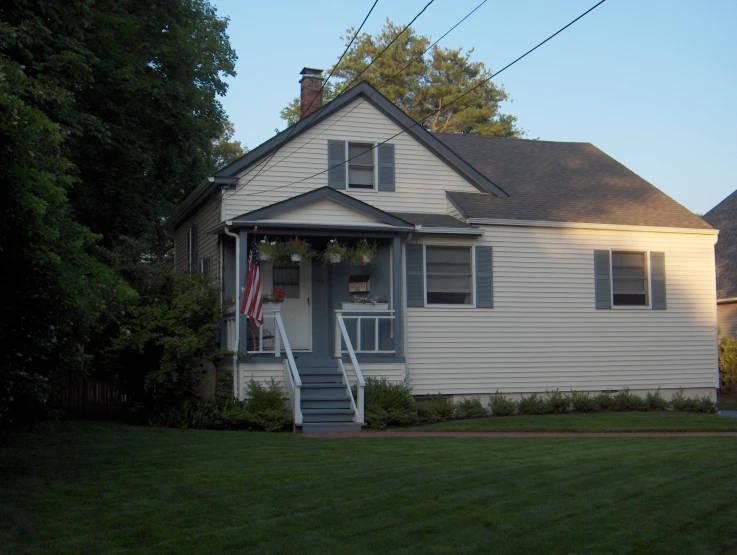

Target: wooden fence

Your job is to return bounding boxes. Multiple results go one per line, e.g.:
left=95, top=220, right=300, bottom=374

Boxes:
left=54, top=377, right=139, bottom=418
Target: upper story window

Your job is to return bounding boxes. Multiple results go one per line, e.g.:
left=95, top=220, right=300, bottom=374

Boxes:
left=425, top=246, right=473, bottom=305
left=348, top=142, right=375, bottom=190
left=611, top=251, right=648, bottom=306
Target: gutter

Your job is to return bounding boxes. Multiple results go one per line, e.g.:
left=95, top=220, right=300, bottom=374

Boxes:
left=467, top=218, right=720, bottom=236
left=717, top=297, right=737, bottom=305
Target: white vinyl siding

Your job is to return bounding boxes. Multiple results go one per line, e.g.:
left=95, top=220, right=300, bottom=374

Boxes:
left=406, top=228, right=718, bottom=396
left=174, top=192, right=221, bottom=279
left=222, top=98, right=480, bottom=219
left=266, top=198, right=381, bottom=224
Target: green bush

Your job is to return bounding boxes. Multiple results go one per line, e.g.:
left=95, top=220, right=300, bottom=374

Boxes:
left=416, top=394, right=456, bottom=424
left=611, top=389, right=647, bottom=412
left=149, top=380, right=292, bottom=432
left=489, top=392, right=517, bottom=416
left=364, top=377, right=418, bottom=429
left=570, top=391, right=596, bottom=412
left=518, top=393, right=550, bottom=415
left=671, top=390, right=700, bottom=412
left=593, top=391, right=615, bottom=411
left=719, top=336, right=737, bottom=394
left=646, top=390, right=669, bottom=411
left=697, top=395, right=717, bottom=414
left=455, top=397, right=488, bottom=419
left=546, top=390, right=570, bottom=414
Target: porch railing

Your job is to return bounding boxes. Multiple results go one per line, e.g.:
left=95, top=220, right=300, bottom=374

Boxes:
left=275, top=312, right=302, bottom=425
left=223, top=307, right=282, bottom=356
left=334, top=310, right=395, bottom=355
left=334, top=313, right=366, bottom=425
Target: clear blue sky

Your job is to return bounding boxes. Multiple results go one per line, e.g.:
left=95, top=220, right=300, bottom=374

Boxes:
left=212, top=0, right=736, bottom=214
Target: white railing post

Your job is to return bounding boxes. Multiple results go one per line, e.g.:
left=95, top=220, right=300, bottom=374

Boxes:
left=334, top=313, right=342, bottom=357
left=275, top=313, right=302, bottom=425
left=336, top=314, right=366, bottom=425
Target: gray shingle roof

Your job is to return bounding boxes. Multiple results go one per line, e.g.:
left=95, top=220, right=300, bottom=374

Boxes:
left=704, top=190, right=737, bottom=299
left=389, top=212, right=473, bottom=229
left=436, top=134, right=711, bottom=230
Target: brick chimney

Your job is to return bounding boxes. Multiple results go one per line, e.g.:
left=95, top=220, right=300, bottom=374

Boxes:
left=300, top=67, right=323, bottom=119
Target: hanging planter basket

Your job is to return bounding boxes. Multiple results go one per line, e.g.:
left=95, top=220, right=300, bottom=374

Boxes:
left=290, top=253, right=303, bottom=262
left=329, top=253, right=343, bottom=264
left=260, top=252, right=272, bottom=261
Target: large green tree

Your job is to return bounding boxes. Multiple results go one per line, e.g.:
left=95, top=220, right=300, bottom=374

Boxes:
left=2, top=0, right=237, bottom=245
left=0, top=0, right=237, bottom=428
left=281, top=19, right=520, bottom=137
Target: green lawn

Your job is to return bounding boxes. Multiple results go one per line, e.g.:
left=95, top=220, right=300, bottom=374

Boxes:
left=2, top=422, right=737, bottom=554
left=401, top=412, right=737, bottom=432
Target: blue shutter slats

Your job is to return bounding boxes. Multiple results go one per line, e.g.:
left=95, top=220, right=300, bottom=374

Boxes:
left=327, top=140, right=346, bottom=189
left=650, top=252, right=666, bottom=309
left=406, top=244, right=424, bottom=307
left=377, top=144, right=395, bottom=191
left=475, top=246, right=493, bottom=308
left=594, top=250, right=612, bottom=309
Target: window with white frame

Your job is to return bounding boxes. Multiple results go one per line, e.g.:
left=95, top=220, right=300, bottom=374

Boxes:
left=611, top=251, right=648, bottom=306
left=347, top=142, right=375, bottom=189
left=425, top=246, right=473, bottom=305
left=199, top=256, right=211, bottom=277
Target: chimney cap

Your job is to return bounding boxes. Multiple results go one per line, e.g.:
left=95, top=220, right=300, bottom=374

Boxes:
left=300, top=67, right=323, bottom=77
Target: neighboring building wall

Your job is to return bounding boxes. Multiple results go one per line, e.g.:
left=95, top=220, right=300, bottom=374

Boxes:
left=718, top=302, right=737, bottom=337
left=406, top=226, right=719, bottom=396
left=222, top=97, right=481, bottom=219
left=173, top=192, right=222, bottom=279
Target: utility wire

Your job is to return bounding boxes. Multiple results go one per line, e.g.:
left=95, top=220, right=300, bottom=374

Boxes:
left=224, top=0, right=379, bottom=196
left=225, top=0, right=479, bottom=199
left=244, top=0, right=607, bottom=198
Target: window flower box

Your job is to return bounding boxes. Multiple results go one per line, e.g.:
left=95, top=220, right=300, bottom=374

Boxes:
left=341, top=302, right=389, bottom=311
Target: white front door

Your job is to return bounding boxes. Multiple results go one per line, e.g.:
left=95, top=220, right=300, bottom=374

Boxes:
left=263, top=259, right=312, bottom=351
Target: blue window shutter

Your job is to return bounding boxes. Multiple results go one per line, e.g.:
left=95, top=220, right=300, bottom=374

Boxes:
left=650, top=252, right=666, bottom=309
left=594, top=250, right=612, bottom=309
left=377, top=143, right=395, bottom=191
left=475, top=246, right=493, bottom=308
left=406, top=244, right=424, bottom=307
left=327, top=140, right=346, bottom=189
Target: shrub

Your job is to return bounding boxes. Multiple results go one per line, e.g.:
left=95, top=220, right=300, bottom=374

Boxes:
left=489, top=392, right=517, bottom=416
left=570, top=391, right=596, bottom=412
left=646, top=390, right=669, bottom=411
left=719, top=336, right=737, bottom=394
left=518, top=393, right=550, bottom=415
left=364, top=377, right=417, bottom=429
left=455, top=397, right=488, bottom=419
left=611, top=389, right=647, bottom=412
left=697, top=395, right=717, bottom=414
left=416, top=394, right=456, bottom=424
left=546, top=390, right=570, bottom=414
left=671, top=390, right=699, bottom=412
left=593, top=391, right=615, bottom=411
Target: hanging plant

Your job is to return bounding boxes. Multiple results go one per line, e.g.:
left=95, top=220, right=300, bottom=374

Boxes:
left=349, top=239, right=377, bottom=266
left=258, top=237, right=281, bottom=261
left=282, top=237, right=313, bottom=262
left=321, top=239, right=347, bottom=265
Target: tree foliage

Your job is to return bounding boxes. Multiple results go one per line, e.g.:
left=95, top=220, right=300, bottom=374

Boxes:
left=281, top=19, right=520, bottom=137
left=0, top=0, right=236, bottom=429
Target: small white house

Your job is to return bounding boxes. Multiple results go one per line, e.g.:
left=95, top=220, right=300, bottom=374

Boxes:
left=166, top=68, right=719, bottom=432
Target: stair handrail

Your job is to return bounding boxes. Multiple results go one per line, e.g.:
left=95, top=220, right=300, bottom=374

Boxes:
left=337, top=359, right=359, bottom=418
left=335, top=313, right=365, bottom=424
left=275, top=312, right=302, bottom=424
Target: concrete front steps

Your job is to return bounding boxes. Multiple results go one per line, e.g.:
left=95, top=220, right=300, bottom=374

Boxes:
left=295, top=358, right=363, bottom=433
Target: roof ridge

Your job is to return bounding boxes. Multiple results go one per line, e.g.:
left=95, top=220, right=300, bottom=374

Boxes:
left=432, top=132, right=592, bottom=146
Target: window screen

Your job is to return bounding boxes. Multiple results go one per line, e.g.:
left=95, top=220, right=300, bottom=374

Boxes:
left=612, top=251, right=648, bottom=306
left=348, top=142, right=374, bottom=189
left=273, top=261, right=300, bottom=298
left=426, top=246, right=472, bottom=305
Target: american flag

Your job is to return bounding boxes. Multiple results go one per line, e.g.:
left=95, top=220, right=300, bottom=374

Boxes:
left=240, top=238, right=263, bottom=327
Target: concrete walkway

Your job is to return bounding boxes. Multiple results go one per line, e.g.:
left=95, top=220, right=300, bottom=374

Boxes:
left=306, top=431, right=737, bottom=438
left=719, top=410, right=737, bottom=418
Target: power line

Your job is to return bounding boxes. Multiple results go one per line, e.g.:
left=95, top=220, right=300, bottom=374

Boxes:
left=225, top=0, right=481, bottom=199
left=224, top=0, right=379, bottom=197
left=245, top=0, right=607, bottom=198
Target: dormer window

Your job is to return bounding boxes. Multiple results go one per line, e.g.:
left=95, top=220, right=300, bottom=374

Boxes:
left=348, top=142, right=375, bottom=190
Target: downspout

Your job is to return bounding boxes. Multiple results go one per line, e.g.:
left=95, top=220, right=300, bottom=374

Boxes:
left=223, top=223, right=239, bottom=399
